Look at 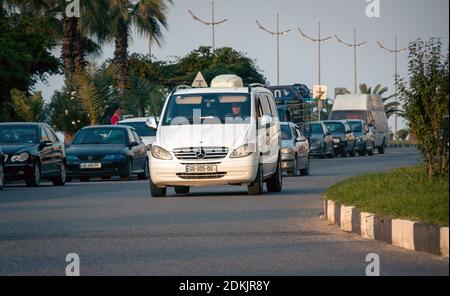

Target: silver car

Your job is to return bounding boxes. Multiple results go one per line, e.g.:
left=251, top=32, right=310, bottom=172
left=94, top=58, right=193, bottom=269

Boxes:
left=280, top=122, right=310, bottom=176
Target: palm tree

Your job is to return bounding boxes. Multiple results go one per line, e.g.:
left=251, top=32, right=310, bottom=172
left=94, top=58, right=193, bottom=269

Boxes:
left=107, top=0, right=172, bottom=97
left=359, top=83, right=403, bottom=119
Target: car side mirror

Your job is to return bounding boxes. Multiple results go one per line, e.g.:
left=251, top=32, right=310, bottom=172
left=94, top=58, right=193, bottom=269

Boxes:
left=260, top=115, right=272, bottom=128
left=40, top=141, right=52, bottom=148
left=146, top=116, right=158, bottom=130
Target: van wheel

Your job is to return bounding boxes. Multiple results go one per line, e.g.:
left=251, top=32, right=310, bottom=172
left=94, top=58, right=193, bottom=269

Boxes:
left=267, top=158, right=283, bottom=193
left=25, top=162, right=41, bottom=187
left=150, top=176, right=166, bottom=198
left=248, top=164, right=263, bottom=195
left=378, top=140, right=386, bottom=154
left=175, top=186, right=190, bottom=194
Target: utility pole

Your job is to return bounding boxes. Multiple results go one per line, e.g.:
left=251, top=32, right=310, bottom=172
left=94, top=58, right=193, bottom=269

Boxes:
left=335, top=28, right=367, bottom=94
left=377, top=35, right=408, bottom=140
left=256, top=14, right=291, bottom=86
left=298, top=21, right=332, bottom=121
left=189, top=1, right=228, bottom=51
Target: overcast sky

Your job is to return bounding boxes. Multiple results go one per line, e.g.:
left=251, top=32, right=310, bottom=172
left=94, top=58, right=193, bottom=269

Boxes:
left=35, top=0, right=449, bottom=130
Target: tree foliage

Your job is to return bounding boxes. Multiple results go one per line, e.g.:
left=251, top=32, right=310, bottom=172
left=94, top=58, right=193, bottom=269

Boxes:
left=398, top=38, right=449, bottom=178
left=9, top=89, right=44, bottom=122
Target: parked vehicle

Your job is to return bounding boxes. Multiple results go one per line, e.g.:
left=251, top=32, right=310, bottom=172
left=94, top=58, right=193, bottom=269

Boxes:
left=347, top=120, right=374, bottom=156
left=119, top=117, right=157, bottom=150
left=329, top=94, right=388, bottom=154
left=0, top=147, right=4, bottom=190
left=148, top=74, right=283, bottom=197
left=0, top=123, right=66, bottom=187
left=305, top=122, right=334, bottom=159
left=280, top=122, right=310, bottom=176
left=323, top=120, right=356, bottom=157
left=66, top=125, right=148, bottom=182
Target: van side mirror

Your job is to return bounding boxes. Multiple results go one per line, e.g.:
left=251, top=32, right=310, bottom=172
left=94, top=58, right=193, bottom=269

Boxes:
left=146, top=116, right=158, bottom=130
left=260, top=114, right=272, bottom=128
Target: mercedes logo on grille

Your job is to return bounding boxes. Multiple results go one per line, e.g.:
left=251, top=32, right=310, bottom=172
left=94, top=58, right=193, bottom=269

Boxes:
left=88, top=156, right=94, bottom=161
left=195, top=149, right=206, bottom=159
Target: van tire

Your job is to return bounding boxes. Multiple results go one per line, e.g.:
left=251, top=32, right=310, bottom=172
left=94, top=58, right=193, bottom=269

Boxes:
left=248, top=164, right=263, bottom=195
left=378, top=139, right=386, bottom=154
left=267, top=158, right=283, bottom=193
left=175, top=186, right=190, bottom=194
left=150, top=176, right=166, bottom=198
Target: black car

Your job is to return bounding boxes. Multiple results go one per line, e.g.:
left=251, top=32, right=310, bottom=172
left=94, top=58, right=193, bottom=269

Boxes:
left=0, top=146, right=4, bottom=190
left=322, top=120, right=356, bottom=157
left=347, top=120, right=375, bottom=156
left=66, top=125, right=148, bottom=182
left=306, top=122, right=334, bottom=158
left=0, top=123, right=67, bottom=187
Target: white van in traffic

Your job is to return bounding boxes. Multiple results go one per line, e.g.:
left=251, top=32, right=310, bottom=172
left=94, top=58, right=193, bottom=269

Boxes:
left=329, top=94, right=388, bottom=154
left=147, top=75, right=283, bottom=197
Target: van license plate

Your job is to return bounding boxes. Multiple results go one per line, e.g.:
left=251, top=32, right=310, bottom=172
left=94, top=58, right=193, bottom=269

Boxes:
left=80, top=163, right=102, bottom=169
left=185, top=165, right=217, bottom=174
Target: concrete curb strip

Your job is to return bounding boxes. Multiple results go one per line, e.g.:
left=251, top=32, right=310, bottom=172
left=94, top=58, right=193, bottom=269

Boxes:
left=325, top=199, right=448, bottom=257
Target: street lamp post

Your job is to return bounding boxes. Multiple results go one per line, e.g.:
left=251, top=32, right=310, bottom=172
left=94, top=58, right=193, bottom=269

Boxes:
left=256, top=14, right=291, bottom=86
left=189, top=1, right=228, bottom=51
left=298, top=21, right=332, bottom=121
left=335, top=28, right=367, bottom=94
left=377, top=35, right=408, bottom=140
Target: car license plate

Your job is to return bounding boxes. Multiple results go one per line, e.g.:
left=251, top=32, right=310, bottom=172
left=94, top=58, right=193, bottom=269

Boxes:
left=185, top=165, right=217, bottom=174
left=80, top=163, right=102, bottom=169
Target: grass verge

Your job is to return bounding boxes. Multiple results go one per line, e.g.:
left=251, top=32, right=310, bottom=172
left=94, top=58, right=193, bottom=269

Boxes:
left=324, top=166, right=449, bottom=226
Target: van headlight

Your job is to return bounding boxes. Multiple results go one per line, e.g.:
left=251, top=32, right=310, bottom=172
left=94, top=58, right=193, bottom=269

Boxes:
left=281, top=147, right=294, bottom=155
left=151, top=145, right=172, bottom=160
left=230, top=144, right=255, bottom=159
left=11, top=152, right=29, bottom=162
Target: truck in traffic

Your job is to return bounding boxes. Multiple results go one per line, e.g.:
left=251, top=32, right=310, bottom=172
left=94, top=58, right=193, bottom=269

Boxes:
left=328, top=94, right=388, bottom=154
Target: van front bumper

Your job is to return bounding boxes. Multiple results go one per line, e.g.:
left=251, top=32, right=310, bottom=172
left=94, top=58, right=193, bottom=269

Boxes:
left=150, top=156, right=258, bottom=187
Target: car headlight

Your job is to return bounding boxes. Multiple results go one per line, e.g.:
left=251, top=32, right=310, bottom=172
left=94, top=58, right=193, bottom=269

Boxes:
left=281, top=147, right=294, bottom=154
left=66, top=155, right=79, bottom=161
left=103, top=154, right=126, bottom=160
left=230, top=144, right=255, bottom=159
left=11, top=152, right=29, bottom=162
left=151, top=145, right=172, bottom=160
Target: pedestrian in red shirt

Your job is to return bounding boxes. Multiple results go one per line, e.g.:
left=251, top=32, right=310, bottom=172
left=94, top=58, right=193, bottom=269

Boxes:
left=111, top=106, right=123, bottom=125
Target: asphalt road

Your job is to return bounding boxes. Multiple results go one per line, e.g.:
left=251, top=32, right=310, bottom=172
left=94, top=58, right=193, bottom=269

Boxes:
left=0, top=147, right=448, bottom=276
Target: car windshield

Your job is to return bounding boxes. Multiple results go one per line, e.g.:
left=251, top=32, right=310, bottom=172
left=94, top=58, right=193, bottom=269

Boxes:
left=324, top=122, right=346, bottom=133
left=162, top=93, right=251, bottom=126
left=120, top=122, right=156, bottom=137
left=348, top=122, right=363, bottom=133
left=73, top=128, right=128, bottom=145
left=311, top=123, right=323, bottom=135
left=281, top=125, right=293, bottom=140
left=329, top=110, right=367, bottom=120
left=0, top=125, right=39, bottom=144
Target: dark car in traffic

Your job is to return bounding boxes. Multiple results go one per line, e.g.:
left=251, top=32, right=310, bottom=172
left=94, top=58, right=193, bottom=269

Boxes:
left=66, top=125, right=148, bottom=182
left=306, top=122, right=334, bottom=158
left=322, top=120, right=356, bottom=157
left=0, top=123, right=67, bottom=187
left=347, top=120, right=374, bottom=156
left=0, top=146, right=4, bottom=190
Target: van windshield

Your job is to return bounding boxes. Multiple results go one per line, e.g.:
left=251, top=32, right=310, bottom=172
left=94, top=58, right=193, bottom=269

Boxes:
left=162, top=93, right=251, bottom=126
left=329, top=111, right=367, bottom=121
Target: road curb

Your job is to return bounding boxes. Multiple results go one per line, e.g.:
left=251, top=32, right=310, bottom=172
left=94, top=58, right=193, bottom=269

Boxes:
left=324, top=199, right=448, bottom=257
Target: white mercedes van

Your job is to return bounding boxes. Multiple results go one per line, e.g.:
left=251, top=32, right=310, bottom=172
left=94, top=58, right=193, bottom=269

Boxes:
left=147, top=75, right=283, bottom=197
left=329, top=94, right=388, bottom=154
